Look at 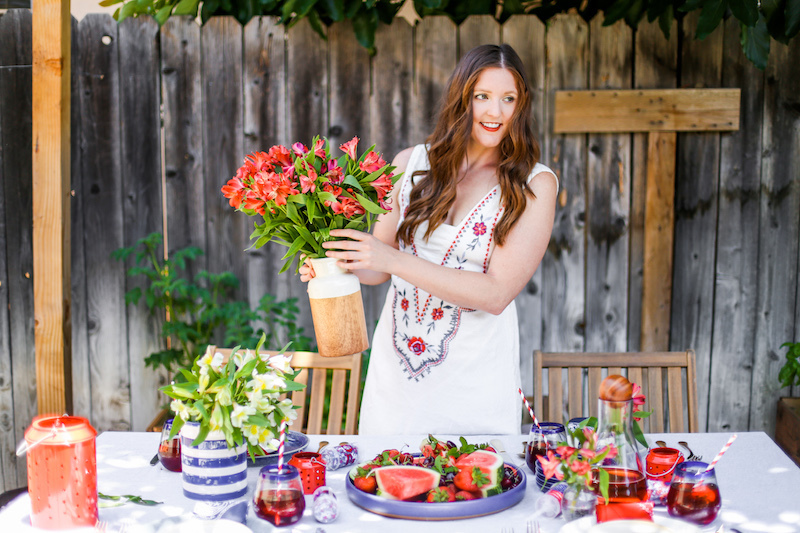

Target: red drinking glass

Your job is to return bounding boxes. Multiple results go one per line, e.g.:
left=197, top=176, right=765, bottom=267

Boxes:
left=667, top=461, right=721, bottom=525
left=158, top=418, right=182, bottom=472
left=254, top=464, right=306, bottom=527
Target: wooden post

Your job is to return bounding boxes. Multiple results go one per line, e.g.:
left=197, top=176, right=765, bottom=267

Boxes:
left=32, top=0, right=72, bottom=414
left=554, top=89, right=740, bottom=351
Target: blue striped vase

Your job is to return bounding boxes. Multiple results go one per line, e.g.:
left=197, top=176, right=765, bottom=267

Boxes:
left=180, top=421, right=248, bottom=501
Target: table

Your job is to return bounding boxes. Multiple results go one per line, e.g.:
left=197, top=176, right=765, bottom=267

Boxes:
left=2, top=432, right=799, bottom=532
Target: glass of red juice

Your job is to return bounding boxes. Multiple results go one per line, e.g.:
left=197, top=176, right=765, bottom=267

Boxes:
left=254, top=464, right=306, bottom=527
left=667, top=461, right=722, bottom=525
left=525, top=422, right=566, bottom=473
left=158, top=418, right=182, bottom=472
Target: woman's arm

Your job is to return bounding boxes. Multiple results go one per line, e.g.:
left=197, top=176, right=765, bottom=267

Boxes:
left=323, top=170, right=558, bottom=314
left=299, top=147, right=414, bottom=284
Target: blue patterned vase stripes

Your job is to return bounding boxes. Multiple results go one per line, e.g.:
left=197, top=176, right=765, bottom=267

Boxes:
left=180, top=421, right=248, bottom=501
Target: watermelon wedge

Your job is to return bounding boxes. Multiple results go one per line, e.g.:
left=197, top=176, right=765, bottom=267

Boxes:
left=454, top=450, right=505, bottom=497
left=374, top=465, right=441, bottom=500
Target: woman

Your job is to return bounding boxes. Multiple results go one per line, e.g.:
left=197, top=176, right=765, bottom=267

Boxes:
left=301, top=44, right=558, bottom=435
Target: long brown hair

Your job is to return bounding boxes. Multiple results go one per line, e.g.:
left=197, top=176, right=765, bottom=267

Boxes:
left=397, top=44, right=540, bottom=247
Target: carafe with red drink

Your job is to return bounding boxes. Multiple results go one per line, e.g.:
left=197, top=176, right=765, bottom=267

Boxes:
left=593, top=375, right=651, bottom=522
left=158, top=418, right=182, bottom=472
left=254, top=464, right=306, bottom=526
left=667, top=461, right=721, bottom=525
left=525, top=422, right=566, bottom=473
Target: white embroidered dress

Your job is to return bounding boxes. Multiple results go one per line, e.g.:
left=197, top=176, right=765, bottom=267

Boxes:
left=359, top=144, right=556, bottom=435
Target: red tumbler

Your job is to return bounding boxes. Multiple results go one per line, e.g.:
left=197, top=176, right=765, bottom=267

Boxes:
left=23, top=415, right=98, bottom=529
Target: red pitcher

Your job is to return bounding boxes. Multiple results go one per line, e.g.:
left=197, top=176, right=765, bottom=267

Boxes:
left=22, top=415, right=98, bottom=529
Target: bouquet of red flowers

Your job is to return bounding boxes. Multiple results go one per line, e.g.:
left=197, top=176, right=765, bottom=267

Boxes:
left=222, top=136, right=400, bottom=272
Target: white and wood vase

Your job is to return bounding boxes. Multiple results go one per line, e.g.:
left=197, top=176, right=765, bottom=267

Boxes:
left=308, top=257, right=369, bottom=357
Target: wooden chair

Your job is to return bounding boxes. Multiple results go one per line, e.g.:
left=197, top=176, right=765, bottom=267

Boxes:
left=210, top=346, right=363, bottom=435
left=533, top=350, right=699, bottom=433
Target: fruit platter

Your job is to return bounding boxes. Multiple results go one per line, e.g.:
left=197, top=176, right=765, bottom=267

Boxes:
left=345, top=435, right=526, bottom=520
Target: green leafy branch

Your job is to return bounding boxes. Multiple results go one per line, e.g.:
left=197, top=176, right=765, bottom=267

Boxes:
left=779, top=341, right=800, bottom=389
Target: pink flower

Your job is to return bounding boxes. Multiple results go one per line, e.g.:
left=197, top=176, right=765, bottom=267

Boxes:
left=299, top=166, right=317, bottom=194
left=632, top=382, right=646, bottom=420
left=313, top=138, right=326, bottom=158
left=333, top=197, right=365, bottom=219
left=244, top=150, right=273, bottom=172
left=537, top=451, right=564, bottom=481
left=221, top=177, right=246, bottom=209
left=473, top=222, right=487, bottom=236
left=359, top=150, right=387, bottom=173
left=292, top=142, right=309, bottom=157
left=556, top=445, right=576, bottom=460
left=569, top=460, right=592, bottom=476
left=254, top=171, right=298, bottom=207
left=326, top=160, right=344, bottom=185
left=578, top=447, right=597, bottom=460
left=269, top=145, right=295, bottom=177
left=339, top=136, right=359, bottom=160
left=370, top=173, right=393, bottom=200
left=599, top=445, right=618, bottom=460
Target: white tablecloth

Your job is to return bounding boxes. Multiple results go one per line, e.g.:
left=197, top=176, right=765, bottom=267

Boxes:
left=2, top=432, right=799, bottom=532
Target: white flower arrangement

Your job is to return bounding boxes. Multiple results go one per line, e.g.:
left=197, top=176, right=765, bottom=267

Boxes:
left=162, top=335, right=305, bottom=457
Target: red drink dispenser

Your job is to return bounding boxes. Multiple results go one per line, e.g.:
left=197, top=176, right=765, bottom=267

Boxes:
left=24, top=415, right=98, bottom=529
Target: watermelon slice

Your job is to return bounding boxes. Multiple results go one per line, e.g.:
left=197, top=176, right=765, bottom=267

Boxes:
left=373, top=465, right=441, bottom=500
left=454, top=450, right=505, bottom=497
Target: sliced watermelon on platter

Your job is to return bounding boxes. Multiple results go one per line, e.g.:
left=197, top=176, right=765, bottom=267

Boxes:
left=454, top=450, right=505, bottom=498
left=374, top=465, right=441, bottom=500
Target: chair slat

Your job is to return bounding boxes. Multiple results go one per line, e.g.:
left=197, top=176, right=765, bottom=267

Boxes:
left=685, top=351, right=699, bottom=433
left=667, top=367, right=683, bottom=432
left=647, top=367, right=665, bottom=433
left=305, top=368, right=328, bottom=434
left=588, top=368, right=602, bottom=418
left=548, top=367, right=563, bottom=422
left=345, top=354, right=362, bottom=435
left=533, top=351, right=544, bottom=422
left=567, top=367, right=583, bottom=420
left=608, top=366, right=622, bottom=377
left=327, top=369, right=347, bottom=435
left=290, top=368, right=309, bottom=433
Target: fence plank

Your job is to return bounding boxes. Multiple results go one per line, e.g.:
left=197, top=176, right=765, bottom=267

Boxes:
left=70, top=15, right=90, bottom=425
left=542, top=14, right=588, bottom=354
left=285, top=19, right=327, bottom=345
left=457, top=15, right=499, bottom=57
left=670, top=11, right=723, bottom=432
left=630, top=19, right=678, bottom=353
left=76, top=14, right=130, bottom=430
left=706, top=16, right=764, bottom=432
left=412, top=16, right=457, bottom=144
left=0, top=9, right=35, bottom=488
left=585, top=18, right=631, bottom=353
left=118, top=16, right=164, bottom=431
left=243, top=16, right=285, bottom=310
left=162, top=16, right=205, bottom=277
left=751, top=39, right=800, bottom=434
left=503, top=15, right=546, bottom=400
left=202, top=17, right=247, bottom=304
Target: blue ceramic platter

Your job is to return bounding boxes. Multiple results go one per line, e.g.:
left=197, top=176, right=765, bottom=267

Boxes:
left=246, top=431, right=309, bottom=467
left=345, top=462, right=526, bottom=520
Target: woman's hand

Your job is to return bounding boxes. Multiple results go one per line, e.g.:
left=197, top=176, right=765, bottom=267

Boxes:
left=322, top=229, right=398, bottom=275
left=299, top=256, right=316, bottom=283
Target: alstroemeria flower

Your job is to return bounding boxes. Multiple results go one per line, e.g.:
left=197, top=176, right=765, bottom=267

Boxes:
left=569, top=459, right=592, bottom=476
left=326, top=160, right=344, bottom=184
left=632, top=382, right=646, bottom=420
left=171, top=400, right=190, bottom=421
left=250, top=371, right=286, bottom=392
left=232, top=349, right=256, bottom=370
left=221, top=177, right=246, bottom=209
left=313, top=138, right=326, bottom=158
left=332, top=197, right=365, bottom=219
left=300, top=166, right=317, bottom=194
left=292, top=142, right=309, bottom=157
left=231, top=403, right=256, bottom=428
left=268, top=145, right=294, bottom=176
left=244, top=150, right=273, bottom=172
left=537, top=450, right=565, bottom=480
left=267, top=353, right=293, bottom=374
left=339, top=136, right=358, bottom=160
left=598, top=444, right=618, bottom=460
left=359, top=150, right=387, bottom=173
left=556, top=445, right=576, bottom=460
left=370, top=173, right=393, bottom=200
left=216, top=385, right=233, bottom=406
left=278, top=398, right=298, bottom=421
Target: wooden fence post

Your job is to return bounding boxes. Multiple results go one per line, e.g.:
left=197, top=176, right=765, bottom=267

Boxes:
left=32, top=0, right=72, bottom=414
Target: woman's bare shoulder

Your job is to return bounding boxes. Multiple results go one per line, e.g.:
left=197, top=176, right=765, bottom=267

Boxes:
left=391, top=146, right=417, bottom=173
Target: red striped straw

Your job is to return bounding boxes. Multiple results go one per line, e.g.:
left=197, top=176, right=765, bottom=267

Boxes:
left=706, top=433, right=737, bottom=471
left=518, top=388, right=540, bottom=428
left=276, top=419, right=288, bottom=472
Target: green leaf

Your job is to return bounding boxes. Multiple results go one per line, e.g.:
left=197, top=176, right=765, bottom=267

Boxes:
left=343, top=174, right=365, bottom=193
left=124, top=287, right=142, bottom=306
left=281, top=235, right=307, bottom=262
left=355, top=193, right=388, bottom=215
left=191, top=424, right=210, bottom=447
left=741, top=15, right=770, bottom=70
left=597, top=468, right=610, bottom=504
left=787, top=0, right=800, bottom=37
left=695, top=0, right=728, bottom=40
left=658, top=5, right=674, bottom=38
left=99, top=0, right=125, bottom=6
left=117, top=1, right=139, bottom=22
left=602, top=0, right=635, bottom=26
left=155, top=3, right=173, bottom=24
left=173, top=0, right=200, bottom=15
left=729, top=0, right=759, bottom=25
left=762, top=0, right=791, bottom=42
left=352, top=5, right=379, bottom=52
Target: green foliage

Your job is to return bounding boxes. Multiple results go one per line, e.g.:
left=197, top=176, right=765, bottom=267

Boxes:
left=778, top=342, right=800, bottom=389
left=112, top=232, right=314, bottom=378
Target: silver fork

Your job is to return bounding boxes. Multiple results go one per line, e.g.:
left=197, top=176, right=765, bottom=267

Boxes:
left=501, top=528, right=515, bottom=533
left=678, top=441, right=703, bottom=461
left=527, top=520, right=540, bottom=533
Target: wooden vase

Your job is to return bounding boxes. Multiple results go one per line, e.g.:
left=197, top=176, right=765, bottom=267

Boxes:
left=307, top=258, right=370, bottom=357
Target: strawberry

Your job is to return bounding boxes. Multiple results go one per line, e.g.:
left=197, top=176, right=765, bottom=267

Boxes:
left=453, top=466, right=491, bottom=492
left=354, top=475, right=377, bottom=494
left=426, top=486, right=455, bottom=502
left=455, top=490, right=480, bottom=501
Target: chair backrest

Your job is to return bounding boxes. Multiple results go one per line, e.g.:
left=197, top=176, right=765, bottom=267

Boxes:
left=532, top=350, right=699, bottom=433
left=210, top=347, right=362, bottom=435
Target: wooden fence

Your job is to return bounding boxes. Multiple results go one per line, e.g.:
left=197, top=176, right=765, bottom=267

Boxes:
left=1, top=10, right=799, bottom=491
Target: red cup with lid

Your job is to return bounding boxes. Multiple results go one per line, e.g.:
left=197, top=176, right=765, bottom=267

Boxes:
left=22, top=415, right=98, bottom=529
left=288, top=451, right=326, bottom=494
